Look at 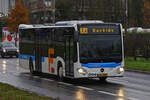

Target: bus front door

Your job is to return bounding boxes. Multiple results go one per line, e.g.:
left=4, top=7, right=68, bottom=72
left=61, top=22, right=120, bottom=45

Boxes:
left=65, top=36, right=74, bottom=77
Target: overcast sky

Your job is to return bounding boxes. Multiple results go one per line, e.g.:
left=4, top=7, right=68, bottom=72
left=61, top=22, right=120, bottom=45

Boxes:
left=0, top=0, right=15, bottom=16
left=0, top=0, right=9, bottom=16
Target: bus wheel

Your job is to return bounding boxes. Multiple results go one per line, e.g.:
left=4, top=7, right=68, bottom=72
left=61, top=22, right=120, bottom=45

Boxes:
left=29, top=58, right=34, bottom=74
left=99, top=77, right=107, bottom=82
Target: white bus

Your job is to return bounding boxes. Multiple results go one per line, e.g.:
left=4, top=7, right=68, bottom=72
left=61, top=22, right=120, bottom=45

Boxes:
left=19, top=21, right=124, bottom=81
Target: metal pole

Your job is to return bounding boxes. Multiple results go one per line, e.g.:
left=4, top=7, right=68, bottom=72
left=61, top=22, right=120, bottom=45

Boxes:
left=81, top=0, right=83, bottom=19
left=43, top=0, right=46, bottom=23
left=52, top=0, right=55, bottom=23
left=125, top=0, right=128, bottom=34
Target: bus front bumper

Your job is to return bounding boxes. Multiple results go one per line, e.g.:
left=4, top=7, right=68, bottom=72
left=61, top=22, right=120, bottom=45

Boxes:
left=74, top=67, right=124, bottom=78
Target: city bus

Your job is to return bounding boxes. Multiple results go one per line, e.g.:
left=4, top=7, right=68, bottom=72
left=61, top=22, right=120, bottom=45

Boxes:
left=19, top=21, right=124, bottom=81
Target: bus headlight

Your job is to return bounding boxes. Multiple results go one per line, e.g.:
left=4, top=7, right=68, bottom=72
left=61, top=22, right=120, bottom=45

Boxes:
left=119, top=68, right=124, bottom=73
left=77, top=68, right=87, bottom=75
left=3, top=49, right=6, bottom=53
left=17, top=49, right=19, bottom=52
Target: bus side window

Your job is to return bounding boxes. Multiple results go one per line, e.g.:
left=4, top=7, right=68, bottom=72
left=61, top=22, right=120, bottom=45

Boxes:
left=51, top=29, right=55, bottom=41
left=54, top=28, right=64, bottom=42
left=47, top=29, right=51, bottom=41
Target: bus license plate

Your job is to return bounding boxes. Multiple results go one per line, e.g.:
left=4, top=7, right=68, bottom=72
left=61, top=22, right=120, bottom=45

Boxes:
left=98, top=73, right=108, bottom=77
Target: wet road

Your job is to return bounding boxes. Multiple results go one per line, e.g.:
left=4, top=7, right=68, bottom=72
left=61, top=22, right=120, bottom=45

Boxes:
left=0, top=58, right=150, bottom=100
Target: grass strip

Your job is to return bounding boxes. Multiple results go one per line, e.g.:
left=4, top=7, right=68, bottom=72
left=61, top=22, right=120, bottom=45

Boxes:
left=125, top=57, right=150, bottom=72
left=0, top=82, right=55, bottom=100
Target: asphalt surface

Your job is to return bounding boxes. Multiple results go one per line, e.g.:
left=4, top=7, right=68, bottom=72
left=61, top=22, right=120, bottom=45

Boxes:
left=0, top=58, right=150, bottom=100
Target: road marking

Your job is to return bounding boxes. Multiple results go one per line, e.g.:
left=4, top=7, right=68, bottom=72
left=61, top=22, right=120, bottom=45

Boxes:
left=33, top=76, right=40, bottom=78
left=98, top=90, right=117, bottom=96
left=58, top=82, right=73, bottom=86
left=127, top=97, right=139, bottom=100
left=98, top=90, right=139, bottom=100
left=12, top=73, right=20, bottom=76
left=23, top=74, right=31, bottom=77
left=76, top=86, right=94, bottom=91
left=108, top=78, right=129, bottom=83
left=42, top=78, right=54, bottom=82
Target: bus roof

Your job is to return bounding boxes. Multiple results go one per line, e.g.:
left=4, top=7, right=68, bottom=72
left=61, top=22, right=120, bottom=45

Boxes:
left=19, top=24, right=55, bottom=29
left=19, top=20, right=121, bottom=30
left=55, top=20, right=104, bottom=26
left=19, top=24, right=74, bottom=29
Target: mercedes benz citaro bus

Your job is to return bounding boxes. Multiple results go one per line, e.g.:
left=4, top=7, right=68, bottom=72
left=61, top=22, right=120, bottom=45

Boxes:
left=19, top=20, right=124, bottom=81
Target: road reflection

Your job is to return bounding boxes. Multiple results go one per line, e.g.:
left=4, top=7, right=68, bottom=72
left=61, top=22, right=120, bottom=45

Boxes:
left=16, top=63, right=19, bottom=71
left=75, top=89, right=86, bottom=100
left=117, top=88, right=126, bottom=100
left=15, top=59, right=20, bottom=71
left=2, top=60, right=6, bottom=64
left=2, top=63, right=7, bottom=74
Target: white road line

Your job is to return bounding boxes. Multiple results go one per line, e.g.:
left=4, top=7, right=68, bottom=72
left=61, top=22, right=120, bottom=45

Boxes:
left=12, top=73, right=20, bottom=76
left=98, top=90, right=117, bottom=96
left=98, top=90, right=139, bottom=100
left=33, top=76, right=39, bottom=78
left=76, top=86, right=94, bottom=91
left=108, top=78, right=129, bottom=83
left=42, top=78, right=54, bottom=82
left=58, top=82, right=73, bottom=86
left=127, top=97, right=139, bottom=100
left=23, top=74, right=31, bottom=77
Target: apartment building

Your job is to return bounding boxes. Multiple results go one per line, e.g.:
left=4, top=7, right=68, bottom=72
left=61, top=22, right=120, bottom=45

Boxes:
left=0, top=0, right=15, bottom=16
left=22, top=0, right=55, bottom=24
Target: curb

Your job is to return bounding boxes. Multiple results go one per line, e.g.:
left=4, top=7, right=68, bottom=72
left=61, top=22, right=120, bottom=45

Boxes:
left=125, top=69, right=150, bottom=74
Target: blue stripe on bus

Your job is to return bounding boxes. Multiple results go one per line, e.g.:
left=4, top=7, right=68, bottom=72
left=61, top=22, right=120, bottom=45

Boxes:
left=19, top=54, right=45, bottom=62
left=82, top=62, right=121, bottom=68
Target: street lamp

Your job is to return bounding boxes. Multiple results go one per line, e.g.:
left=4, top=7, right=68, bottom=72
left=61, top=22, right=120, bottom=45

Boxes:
left=43, top=0, right=55, bottom=23
left=43, top=0, right=52, bottom=23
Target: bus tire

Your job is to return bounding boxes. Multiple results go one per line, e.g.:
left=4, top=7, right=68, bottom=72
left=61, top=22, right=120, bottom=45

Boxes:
left=57, top=62, right=64, bottom=81
left=99, top=77, right=107, bottom=82
left=29, top=57, right=34, bottom=74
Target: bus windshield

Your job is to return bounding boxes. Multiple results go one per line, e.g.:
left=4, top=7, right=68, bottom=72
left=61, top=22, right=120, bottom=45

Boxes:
left=79, top=35, right=122, bottom=63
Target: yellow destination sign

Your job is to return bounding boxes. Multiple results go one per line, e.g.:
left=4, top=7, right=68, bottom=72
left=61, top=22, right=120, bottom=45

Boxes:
left=80, top=28, right=88, bottom=34
left=80, top=27, right=115, bottom=34
left=92, top=28, right=114, bottom=33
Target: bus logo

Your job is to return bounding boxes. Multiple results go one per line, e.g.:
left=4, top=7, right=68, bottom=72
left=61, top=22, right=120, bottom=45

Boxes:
left=80, top=28, right=88, bottom=34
